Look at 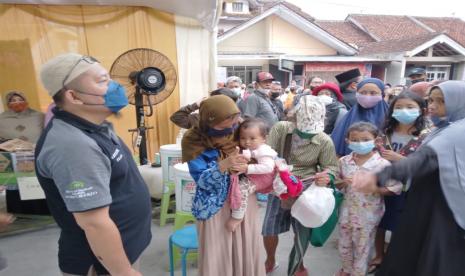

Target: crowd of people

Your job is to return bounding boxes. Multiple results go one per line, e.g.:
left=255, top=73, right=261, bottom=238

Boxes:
left=1, top=51, right=464, bottom=276
left=174, top=66, right=465, bottom=276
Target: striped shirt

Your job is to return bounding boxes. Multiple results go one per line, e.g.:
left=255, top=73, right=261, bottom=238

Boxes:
left=267, top=121, right=339, bottom=179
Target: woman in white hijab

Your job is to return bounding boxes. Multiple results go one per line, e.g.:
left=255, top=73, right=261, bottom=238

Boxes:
left=353, top=80, right=465, bottom=276
left=262, top=96, right=339, bottom=276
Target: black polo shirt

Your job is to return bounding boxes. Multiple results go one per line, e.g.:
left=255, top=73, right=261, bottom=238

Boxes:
left=35, top=109, right=152, bottom=275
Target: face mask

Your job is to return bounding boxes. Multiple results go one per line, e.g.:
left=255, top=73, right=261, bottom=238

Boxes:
left=76, top=80, right=128, bottom=113
left=8, top=102, right=28, bottom=113
left=258, top=88, right=270, bottom=95
left=348, top=140, right=375, bottom=155
left=356, top=93, right=383, bottom=109
left=231, top=87, right=242, bottom=97
left=430, top=115, right=449, bottom=128
left=207, top=123, right=238, bottom=137
left=318, top=95, right=333, bottom=106
left=411, top=78, right=425, bottom=84
left=270, top=92, right=280, bottom=99
left=392, top=108, right=420, bottom=124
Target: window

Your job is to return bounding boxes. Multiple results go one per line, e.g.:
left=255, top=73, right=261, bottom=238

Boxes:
left=232, top=2, right=243, bottom=12
left=226, top=66, right=262, bottom=84
left=426, top=66, right=450, bottom=82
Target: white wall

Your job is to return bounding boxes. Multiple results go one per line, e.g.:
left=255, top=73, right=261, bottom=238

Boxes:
left=453, top=62, right=465, bottom=80
left=218, top=59, right=268, bottom=67
left=268, top=15, right=337, bottom=56
left=218, top=19, right=267, bottom=52
left=385, top=60, right=404, bottom=86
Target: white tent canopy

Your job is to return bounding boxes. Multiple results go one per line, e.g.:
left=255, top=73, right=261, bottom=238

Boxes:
left=0, top=0, right=220, bottom=30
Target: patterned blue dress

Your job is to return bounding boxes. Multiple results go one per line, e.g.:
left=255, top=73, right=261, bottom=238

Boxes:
left=188, top=149, right=230, bottom=220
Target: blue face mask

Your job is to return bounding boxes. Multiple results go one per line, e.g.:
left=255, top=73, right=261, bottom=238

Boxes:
left=392, top=108, right=420, bottom=125
left=348, top=140, right=375, bottom=155
left=207, top=124, right=238, bottom=137
left=75, top=80, right=128, bottom=113
left=430, top=115, right=449, bottom=128
left=103, top=81, right=129, bottom=113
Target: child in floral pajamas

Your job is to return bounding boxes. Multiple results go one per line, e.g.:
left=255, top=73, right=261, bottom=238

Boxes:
left=336, top=122, right=402, bottom=276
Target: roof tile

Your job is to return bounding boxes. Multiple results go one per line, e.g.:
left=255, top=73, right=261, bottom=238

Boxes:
left=348, top=14, right=431, bottom=41
left=315, top=20, right=375, bottom=47
left=414, top=17, right=465, bottom=46
left=358, top=32, right=440, bottom=55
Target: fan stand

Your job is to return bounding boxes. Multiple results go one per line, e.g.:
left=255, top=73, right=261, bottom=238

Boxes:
left=134, top=86, right=149, bottom=165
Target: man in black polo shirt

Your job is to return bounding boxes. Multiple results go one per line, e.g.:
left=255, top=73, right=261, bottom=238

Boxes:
left=37, top=53, right=152, bottom=276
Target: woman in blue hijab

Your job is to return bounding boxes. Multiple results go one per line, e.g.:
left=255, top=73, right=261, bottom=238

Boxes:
left=331, top=78, right=389, bottom=156
left=352, top=80, right=465, bottom=276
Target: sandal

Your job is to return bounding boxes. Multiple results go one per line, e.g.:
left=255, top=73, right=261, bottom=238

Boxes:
left=295, top=267, right=308, bottom=276
left=265, top=262, right=279, bottom=275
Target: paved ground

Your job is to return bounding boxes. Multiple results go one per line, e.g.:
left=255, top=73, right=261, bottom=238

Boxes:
left=0, top=196, right=341, bottom=276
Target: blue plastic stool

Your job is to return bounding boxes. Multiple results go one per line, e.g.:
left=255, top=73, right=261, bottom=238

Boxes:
left=169, top=225, right=198, bottom=276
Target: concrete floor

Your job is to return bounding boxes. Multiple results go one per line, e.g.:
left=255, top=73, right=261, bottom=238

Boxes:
left=0, top=198, right=341, bottom=276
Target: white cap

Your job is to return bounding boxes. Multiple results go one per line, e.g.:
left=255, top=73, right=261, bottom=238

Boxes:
left=40, top=53, right=99, bottom=97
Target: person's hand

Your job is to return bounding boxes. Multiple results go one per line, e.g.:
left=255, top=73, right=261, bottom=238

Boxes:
left=0, top=185, right=5, bottom=193
left=314, top=170, right=330, bottom=187
left=218, top=147, right=248, bottom=172
left=196, top=97, right=207, bottom=107
left=337, top=177, right=352, bottom=189
left=0, top=213, right=15, bottom=230
left=379, top=149, right=404, bottom=162
left=231, top=163, right=248, bottom=174
left=352, top=171, right=378, bottom=194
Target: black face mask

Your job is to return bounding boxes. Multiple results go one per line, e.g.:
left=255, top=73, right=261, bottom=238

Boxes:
left=411, top=78, right=426, bottom=84
left=270, top=92, right=280, bottom=99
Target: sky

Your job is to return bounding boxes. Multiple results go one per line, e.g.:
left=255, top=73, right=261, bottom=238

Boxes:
left=286, top=0, right=465, bottom=20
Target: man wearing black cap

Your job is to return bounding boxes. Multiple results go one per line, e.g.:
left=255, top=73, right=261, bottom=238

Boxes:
left=407, top=67, right=427, bottom=85
left=335, top=68, right=362, bottom=109
left=242, top=71, right=279, bottom=128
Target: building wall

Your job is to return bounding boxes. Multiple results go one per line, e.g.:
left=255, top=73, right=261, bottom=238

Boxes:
left=453, top=62, right=465, bottom=80
left=385, top=61, right=404, bottom=86
left=219, top=59, right=267, bottom=67
left=304, top=62, right=370, bottom=84
left=218, top=19, right=268, bottom=52
left=268, top=16, right=337, bottom=56
left=371, top=64, right=386, bottom=81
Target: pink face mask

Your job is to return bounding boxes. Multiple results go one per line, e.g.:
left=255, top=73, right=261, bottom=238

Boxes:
left=356, top=93, right=383, bottom=108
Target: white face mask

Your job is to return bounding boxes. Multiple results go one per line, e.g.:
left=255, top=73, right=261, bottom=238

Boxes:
left=318, top=95, right=333, bottom=106
left=231, top=87, right=242, bottom=96
left=258, top=88, right=270, bottom=95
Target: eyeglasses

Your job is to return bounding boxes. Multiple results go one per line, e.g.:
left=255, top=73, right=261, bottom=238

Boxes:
left=62, top=55, right=99, bottom=88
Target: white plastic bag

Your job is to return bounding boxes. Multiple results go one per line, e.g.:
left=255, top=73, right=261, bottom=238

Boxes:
left=291, top=184, right=335, bottom=228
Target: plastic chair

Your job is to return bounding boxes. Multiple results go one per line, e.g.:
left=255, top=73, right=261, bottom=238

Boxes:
left=169, top=225, right=198, bottom=276
left=160, top=181, right=176, bottom=226
left=172, top=212, right=197, bottom=268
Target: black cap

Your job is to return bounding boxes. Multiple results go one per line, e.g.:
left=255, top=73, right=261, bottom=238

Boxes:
left=335, top=68, right=361, bottom=83
left=408, top=67, right=426, bottom=77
